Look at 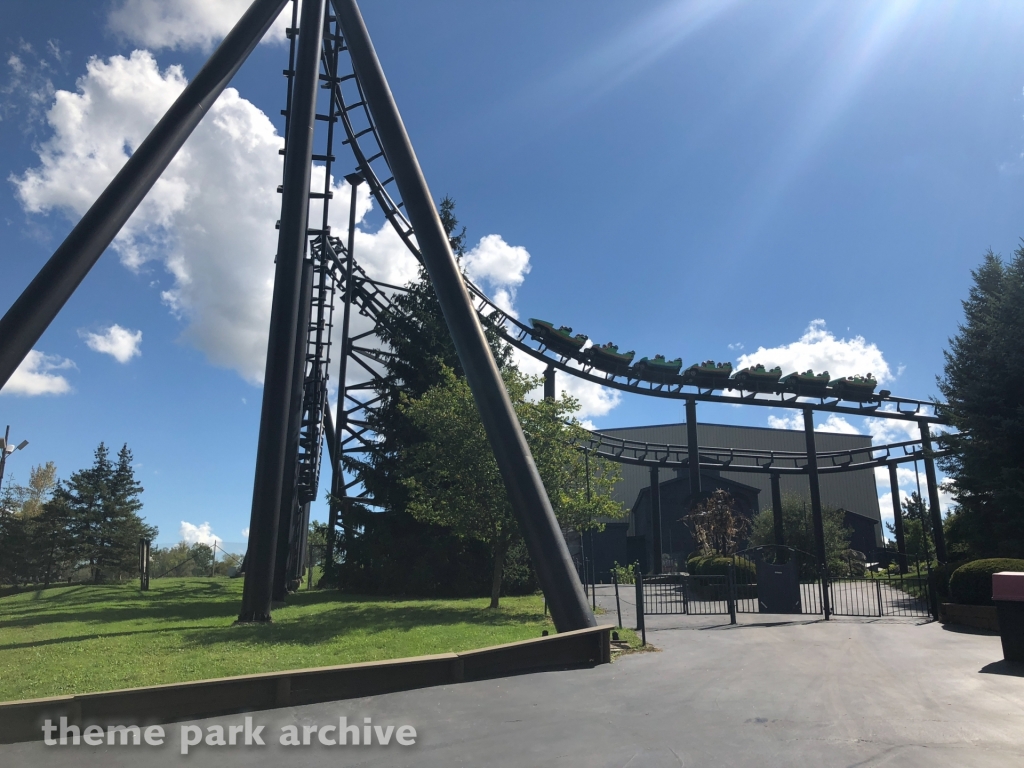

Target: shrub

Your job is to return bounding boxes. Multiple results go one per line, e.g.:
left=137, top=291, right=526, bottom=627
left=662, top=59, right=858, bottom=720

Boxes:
left=686, top=554, right=756, bottom=582
left=948, top=558, right=1024, bottom=606
left=610, top=561, right=635, bottom=585
left=928, top=561, right=962, bottom=603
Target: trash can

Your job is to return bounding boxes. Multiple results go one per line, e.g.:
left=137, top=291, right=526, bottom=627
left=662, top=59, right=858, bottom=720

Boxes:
left=992, top=571, right=1024, bottom=663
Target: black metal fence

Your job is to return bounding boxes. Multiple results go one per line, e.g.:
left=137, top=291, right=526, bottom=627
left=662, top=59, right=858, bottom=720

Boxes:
left=641, top=573, right=733, bottom=617
left=635, top=545, right=935, bottom=625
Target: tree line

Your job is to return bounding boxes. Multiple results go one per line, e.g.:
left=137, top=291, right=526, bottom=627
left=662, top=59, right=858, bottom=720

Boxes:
left=0, top=443, right=156, bottom=586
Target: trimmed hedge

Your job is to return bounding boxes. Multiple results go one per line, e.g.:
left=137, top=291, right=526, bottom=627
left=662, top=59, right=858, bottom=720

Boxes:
left=686, top=554, right=757, bottom=582
left=948, top=558, right=1024, bottom=606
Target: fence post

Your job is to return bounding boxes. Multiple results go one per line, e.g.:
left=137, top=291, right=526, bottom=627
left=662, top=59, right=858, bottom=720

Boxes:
left=875, top=577, right=884, bottom=617
left=728, top=561, right=737, bottom=625
left=139, top=538, right=150, bottom=591
left=613, top=568, right=622, bottom=629
left=635, top=566, right=646, bottom=645
left=819, top=561, right=831, bottom=620
left=925, top=558, right=938, bottom=620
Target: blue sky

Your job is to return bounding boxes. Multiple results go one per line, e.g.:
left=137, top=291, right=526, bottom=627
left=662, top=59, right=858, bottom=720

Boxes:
left=2, top=0, right=1023, bottom=547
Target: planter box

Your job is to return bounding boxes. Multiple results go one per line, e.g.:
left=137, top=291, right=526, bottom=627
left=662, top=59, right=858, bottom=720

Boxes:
left=939, top=602, right=999, bottom=632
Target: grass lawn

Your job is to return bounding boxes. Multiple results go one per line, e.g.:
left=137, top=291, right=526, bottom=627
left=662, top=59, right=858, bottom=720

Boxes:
left=0, top=578, right=561, bottom=702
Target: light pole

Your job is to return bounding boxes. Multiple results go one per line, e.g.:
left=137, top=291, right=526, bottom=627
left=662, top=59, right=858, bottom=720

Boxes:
left=0, top=425, right=29, bottom=492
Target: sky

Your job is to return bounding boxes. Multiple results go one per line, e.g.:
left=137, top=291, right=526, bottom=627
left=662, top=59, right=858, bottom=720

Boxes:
left=3, top=0, right=1024, bottom=548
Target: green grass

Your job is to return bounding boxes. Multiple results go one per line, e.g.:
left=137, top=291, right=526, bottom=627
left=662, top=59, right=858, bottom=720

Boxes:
left=0, top=578, right=557, bottom=703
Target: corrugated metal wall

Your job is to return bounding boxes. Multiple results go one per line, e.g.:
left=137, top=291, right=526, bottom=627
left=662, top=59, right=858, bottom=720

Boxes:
left=598, top=422, right=882, bottom=528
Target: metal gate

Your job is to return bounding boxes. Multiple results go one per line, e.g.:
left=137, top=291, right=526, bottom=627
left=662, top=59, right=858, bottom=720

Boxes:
left=636, top=546, right=934, bottom=624
left=827, top=552, right=933, bottom=619
left=732, top=546, right=823, bottom=616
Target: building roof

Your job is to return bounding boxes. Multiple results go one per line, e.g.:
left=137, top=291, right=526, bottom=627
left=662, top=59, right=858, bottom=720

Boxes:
left=597, top=421, right=881, bottom=524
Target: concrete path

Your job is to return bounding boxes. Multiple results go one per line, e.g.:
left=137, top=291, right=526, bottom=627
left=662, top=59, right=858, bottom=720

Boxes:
left=4, top=585, right=1022, bottom=767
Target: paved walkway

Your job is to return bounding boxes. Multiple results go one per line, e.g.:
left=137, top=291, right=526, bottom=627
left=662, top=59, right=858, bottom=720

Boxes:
left=5, top=585, right=1023, bottom=767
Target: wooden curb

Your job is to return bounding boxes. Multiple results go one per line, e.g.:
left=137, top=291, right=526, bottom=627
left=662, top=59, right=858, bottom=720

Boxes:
left=0, top=624, right=612, bottom=745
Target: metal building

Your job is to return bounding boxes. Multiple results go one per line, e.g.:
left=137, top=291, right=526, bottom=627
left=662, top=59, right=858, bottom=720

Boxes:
left=586, top=422, right=883, bottom=580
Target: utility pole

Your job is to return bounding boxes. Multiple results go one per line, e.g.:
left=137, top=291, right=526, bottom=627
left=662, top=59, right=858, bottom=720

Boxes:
left=0, top=425, right=29, bottom=492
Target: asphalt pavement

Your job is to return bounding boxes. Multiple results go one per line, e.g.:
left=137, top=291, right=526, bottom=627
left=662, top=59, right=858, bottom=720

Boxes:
left=4, top=584, right=1022, bottom=767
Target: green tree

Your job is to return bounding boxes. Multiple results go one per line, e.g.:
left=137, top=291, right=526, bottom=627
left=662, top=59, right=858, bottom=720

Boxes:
left=17, top=462, right=57, bottom=519
left=937, top=247, right=1024, bottom=558
left=150, top=542, right=214, bottom=578
left=749, top=494, right=853, bottom=574
left=335, top=198, right=518, bottom=596
left=400, top=366, right=623, bottom=608
left=63, top=443, right=156, bottom=582
left=0, top=481, right=30, bottom=585
left=346, top=197, right=509, bottom=515
left=28, top=484, right=80, bottom=587
left=884, top=492, right=934, bottom=562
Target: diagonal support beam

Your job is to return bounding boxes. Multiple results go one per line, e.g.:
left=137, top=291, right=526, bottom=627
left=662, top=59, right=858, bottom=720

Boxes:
left=0, top=0, right=289, bottom=392
left=333, top=0, right=594, bottom=632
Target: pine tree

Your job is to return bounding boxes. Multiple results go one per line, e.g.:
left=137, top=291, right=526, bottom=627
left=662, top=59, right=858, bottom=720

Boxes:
left=937, top=247, right=1024, bottom=557
left=30, top=485, right=79, bottom=587
left=335, top=199, right=513, bottom=595
left=64, top=443, right=156, bottom=582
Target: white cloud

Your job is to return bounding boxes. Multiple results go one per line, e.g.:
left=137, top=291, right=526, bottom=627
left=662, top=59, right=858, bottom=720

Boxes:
left=863, top=410, right=921, bottom=444
left=873, top=464, right=917, bottom=491
left=513, top=347, right=621, bottom=421
left=107, top=0, right=292, bottom=52
left=180, top=521, right=223, bottom=547
left=766, top=413, right=801, bottom=430
left=766, top=412, right=865, bottom=436
left=0, top=350, right=75, bottom=396
left=12, top=50, right=407, bottom=385
left=0, top=40, right=62, bottom=127
left=80, top=324, right=142, bottom=363
left=816, top=414, right=860, bottom=435
left=241, top=527, right=250, bottom=539
left=737, top=319, right=892, bottom=383
left=463, top=234, right=532, bottom=318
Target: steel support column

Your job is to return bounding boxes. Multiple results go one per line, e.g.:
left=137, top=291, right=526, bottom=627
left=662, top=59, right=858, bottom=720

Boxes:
left=322, top=401, right=340, bottom=581
left=239, top=0, right=327, bottom=623
left=888, top=461, right=908, bottom=574
left=543, top=364, right=555, bottom=401
left=333, top=0, right=593, bottom=631
left=649, top=466, right=662, bottom=575
left=0, top=0, right=289, bottom=392
left=770, top=471, right=784, bottom=547
left=803, top=408, right=830, bottom=619
left=323, top=172, right=363, bottom=583
left=274, top=254, right=315, bottom=601
left=685, top=399, right=701, bottom=498
left=919, top=421, right=947, bottom=563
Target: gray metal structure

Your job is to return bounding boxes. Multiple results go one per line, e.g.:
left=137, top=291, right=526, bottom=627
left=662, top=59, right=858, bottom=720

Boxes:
left=594, top=422, right=886, bottom=524
left=239, top=0, right=326, bottom=623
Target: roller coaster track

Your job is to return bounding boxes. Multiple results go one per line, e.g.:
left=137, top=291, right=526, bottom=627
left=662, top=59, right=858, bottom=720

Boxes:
left=288, top=3, right=951, bottom=531
left=318, top=250, right=945, bottom=482
left=322, top=25, right=945, bottom=428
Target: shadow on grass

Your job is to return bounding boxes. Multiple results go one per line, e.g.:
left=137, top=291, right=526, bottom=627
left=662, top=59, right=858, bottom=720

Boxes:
left=193, top=601, right=549, bottom=649
left=0, top=581, right=242, bottom=629
left=0, top=624, right=228, bottom=652
left=0, top=581, right=548, bottom=651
